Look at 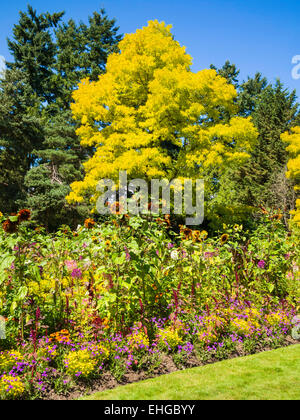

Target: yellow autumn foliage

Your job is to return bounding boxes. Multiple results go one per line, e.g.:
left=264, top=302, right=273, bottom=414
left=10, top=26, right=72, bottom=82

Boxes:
left=281, top=126, right=300, bottom=227
left=67, top=20, right=258, bottom=205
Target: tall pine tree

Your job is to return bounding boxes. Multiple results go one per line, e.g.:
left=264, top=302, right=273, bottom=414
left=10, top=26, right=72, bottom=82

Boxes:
left=217, top=79, right=298, bottom=225
left=207, top=62, right=298, bottom=229
left=7, top=6, right=64, bottom=104
left=0, top=69, right=43, bottom=213
left=4, top=4, right=121, bottom=229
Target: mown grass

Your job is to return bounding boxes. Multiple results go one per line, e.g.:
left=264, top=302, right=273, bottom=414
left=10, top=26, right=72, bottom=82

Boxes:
left=82, top=344, right=300, bottom=400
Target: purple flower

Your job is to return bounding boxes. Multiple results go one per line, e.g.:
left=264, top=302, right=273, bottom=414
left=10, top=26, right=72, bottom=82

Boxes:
left=257, top=260, right=265, bottom=269
left=204, top=251, right=215, bottom=259
left=71, top=268, right=83, bottom=279
left=124, top=246, right=131, bottom=261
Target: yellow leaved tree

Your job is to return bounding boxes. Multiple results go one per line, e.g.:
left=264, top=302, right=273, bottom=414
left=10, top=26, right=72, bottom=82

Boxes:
left=281, top=127, right=300, bottom=227
left=66, top=20, right=258, bottom=206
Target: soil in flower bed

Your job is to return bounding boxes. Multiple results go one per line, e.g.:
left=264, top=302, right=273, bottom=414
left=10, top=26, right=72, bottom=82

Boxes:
left=44, top=336, right=298, bottom=400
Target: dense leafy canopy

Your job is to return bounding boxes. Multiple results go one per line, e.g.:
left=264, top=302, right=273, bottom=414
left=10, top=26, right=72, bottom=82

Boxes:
left=281, top=127, right=300, bottom=227
left=67, top=21, right=258, bottom=205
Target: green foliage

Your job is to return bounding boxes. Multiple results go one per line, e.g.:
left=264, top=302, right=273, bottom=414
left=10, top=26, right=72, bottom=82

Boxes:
left=24, top=110, right=91, bottom=230
left=0, top=212, right=298, bottom=346
left=0, top=212, right=298, bottom=399
left=210, top=60, right=240, bottom=88
left=238, top=72, right=268, bottom=116
left=7, top=5, right=63, bottom=104
left=0, top=69, right=43, bottom=213
left=54, top=9, right=121, bottom=107
left=3, top=4, right=121, bottom=230
left=215, top=76, right=298, bottom=221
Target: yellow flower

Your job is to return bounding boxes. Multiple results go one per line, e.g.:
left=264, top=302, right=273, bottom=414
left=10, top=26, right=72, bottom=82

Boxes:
left=158, top=326, right=182, bottom=350
left=0, top=375, right=25, bottom=399
left=128, top=330, right=149, bottom=351
left=192, top=230, right=202, bottom=242
left=105, top=240, right=112, bottom=249
left=0, top=351, right=23, bottom=374
left=201, top=230, right=208, bottom=239
left=266, top=311, right=289, bottom=326
left=37, top=346, right=57, bottom=360
left=231, top=318, right=259, bottom=336
left=64, top=349, right=97, bottom=378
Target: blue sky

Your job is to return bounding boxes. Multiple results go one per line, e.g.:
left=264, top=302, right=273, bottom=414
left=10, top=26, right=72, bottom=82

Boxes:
left=1, top=0, right=300, bottom=95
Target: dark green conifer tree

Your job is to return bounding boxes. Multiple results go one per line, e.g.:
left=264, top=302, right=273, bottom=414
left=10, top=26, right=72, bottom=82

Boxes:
left=4, top=4, right=121, bottom=229
left=7, top=5, right=64, bottom=104
left=217, top=80, right=298, bottom=224
left=0, top=69, right=43, bottom=213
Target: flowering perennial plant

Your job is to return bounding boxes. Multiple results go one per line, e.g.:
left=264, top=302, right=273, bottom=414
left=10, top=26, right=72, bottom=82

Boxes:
left=0, top=210, right=298, bottom=399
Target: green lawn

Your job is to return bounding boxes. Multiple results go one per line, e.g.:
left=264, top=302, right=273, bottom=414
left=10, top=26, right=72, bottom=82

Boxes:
left=82, top=344, right=300, bottom=400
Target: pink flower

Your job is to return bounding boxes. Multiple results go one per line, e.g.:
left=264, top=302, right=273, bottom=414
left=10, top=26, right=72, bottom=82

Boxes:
left=257, top=260, right=265, bottom=269
left=65, top=260, right=78, bottom=271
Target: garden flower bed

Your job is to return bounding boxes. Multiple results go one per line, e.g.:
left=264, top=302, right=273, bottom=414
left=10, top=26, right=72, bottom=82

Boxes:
left=0, top=209, right=299, bottom=399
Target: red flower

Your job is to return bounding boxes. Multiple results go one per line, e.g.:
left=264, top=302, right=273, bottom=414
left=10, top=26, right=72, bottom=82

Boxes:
left=18, top=209, right=31, bottom=222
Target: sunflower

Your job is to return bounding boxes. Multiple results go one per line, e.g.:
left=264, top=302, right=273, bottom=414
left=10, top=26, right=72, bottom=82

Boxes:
left=201, top=230, right=208, bottom=239
left=2, top=219, right=18, bottom=234
left=105, top=240, right=112, bottom=250
left=220, top=233, right=229, bottom=245
left=183, top=227, right=193, bottom=240
left=192, top=230, right=202, bottom=242
left=84, top=218, right=95, bottom=229
left=18, top=209, right=31, bottom=222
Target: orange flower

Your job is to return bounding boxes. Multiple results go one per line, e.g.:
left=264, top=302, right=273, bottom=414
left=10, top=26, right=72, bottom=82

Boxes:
left=183, top=227, right=193, bottom=240
left=2, top=219, right=18, bottom=233
left=192, top=230, right=202, bottom=242
left=271, top=212, right=283, bottom=221
left=49, top=329, right=70, bottom=343
left=164, top=214, right=171, bottom=227
left=84, top=218, right=95, bottom=229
